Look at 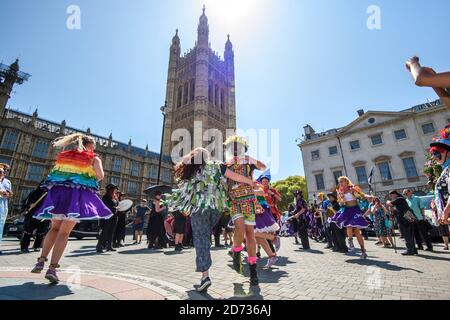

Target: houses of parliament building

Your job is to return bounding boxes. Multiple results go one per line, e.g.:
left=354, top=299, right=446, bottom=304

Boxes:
left=0, top=7, right=236, bottom=215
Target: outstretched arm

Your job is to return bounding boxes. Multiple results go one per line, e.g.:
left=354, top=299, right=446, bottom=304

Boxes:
left=224, top=169, right=254, bottom=186
left=406, top=57, right=450, bottom=108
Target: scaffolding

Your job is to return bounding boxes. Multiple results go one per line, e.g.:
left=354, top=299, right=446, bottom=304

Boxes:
left=0, top=62, right=31, bottom=84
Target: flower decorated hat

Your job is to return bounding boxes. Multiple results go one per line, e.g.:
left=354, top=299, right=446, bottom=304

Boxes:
left=430, top=124, right=450, bottom=152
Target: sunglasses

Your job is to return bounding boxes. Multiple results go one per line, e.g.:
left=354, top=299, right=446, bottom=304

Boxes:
left=432, top=151, right=442, bottom=160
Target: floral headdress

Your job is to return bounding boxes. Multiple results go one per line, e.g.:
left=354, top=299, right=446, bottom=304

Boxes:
left=223, top=135, right=249, bottom=150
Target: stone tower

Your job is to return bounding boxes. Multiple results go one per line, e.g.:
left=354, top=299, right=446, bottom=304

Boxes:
left=162, top=6, right=237, bottom=157
left=0, top=59, right=30, bottom=115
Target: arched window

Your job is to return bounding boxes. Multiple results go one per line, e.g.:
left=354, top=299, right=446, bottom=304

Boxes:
left=190, top=80, right=195, bottom=102
left=184, top=82, right=189, bottom=105
left=215, top=85, right=219, bottom=107
left=220, top=89, right=225, bottom=110
left=208, top=82, right=213, bottom=103
left=177, top=86, right=182, bottom=108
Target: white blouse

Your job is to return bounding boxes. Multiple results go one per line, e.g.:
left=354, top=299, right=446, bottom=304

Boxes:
left=343, top=193, right=355, bottom=202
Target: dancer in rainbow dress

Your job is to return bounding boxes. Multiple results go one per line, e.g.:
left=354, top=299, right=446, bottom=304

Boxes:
left=224, top=135, right=266, bottom=286
left=31, top=133, right=112, bottom=283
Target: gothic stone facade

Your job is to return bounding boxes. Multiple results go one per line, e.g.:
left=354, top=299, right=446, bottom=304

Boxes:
left=299, top=99, right=450, bottom=201
left=162, top=7, right=237, bottom=157
left=0, top=109, right=173, bottom=216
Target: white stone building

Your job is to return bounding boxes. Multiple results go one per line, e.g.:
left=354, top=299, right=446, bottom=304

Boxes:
left=298, top=99, right=449, bottom=200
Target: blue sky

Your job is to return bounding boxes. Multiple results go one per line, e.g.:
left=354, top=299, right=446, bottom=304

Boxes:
left=1, top=0, right=449, bottom=181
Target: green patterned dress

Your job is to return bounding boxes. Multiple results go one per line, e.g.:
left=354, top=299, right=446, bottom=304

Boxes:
left=163, top=161, right=229, bottom=216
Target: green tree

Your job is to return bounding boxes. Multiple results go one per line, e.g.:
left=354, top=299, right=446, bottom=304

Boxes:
left=272, top=176, right=308, bottom=213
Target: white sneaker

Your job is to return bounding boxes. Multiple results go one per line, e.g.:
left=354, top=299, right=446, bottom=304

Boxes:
left=348, top=239, right=355, bottom=251
left=360, top=251, right=368, bottom=260
left=265, top=256, right=278, bottom=268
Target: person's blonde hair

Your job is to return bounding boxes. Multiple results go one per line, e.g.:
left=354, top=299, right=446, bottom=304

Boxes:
left=52, top=133, right=96, bottom=151
left=338, top=176, right=353, bottom=187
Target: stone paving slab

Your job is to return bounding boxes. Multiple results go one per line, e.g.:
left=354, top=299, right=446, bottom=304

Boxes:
left=1, top=235, right=450, bottom=300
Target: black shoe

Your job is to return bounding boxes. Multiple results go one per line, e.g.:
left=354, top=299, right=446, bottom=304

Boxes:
left=33, top=248, right=41, bottom=252
left=256, top=251, right=261, bottom=258
left=196, top=277, right=212, bottom=292
left=401, top=251, right=415, bottom=256
left=249, top=264, right=259, bottom=286
left=174, top=244, right=182, bottom=252
left=21, top=248, right=30, bottom=253
left=96, top=246, right=104, bottom=253
left=233, top=251, right=242, bottom=273
left=106, top=247, right=116, bottom=252
left=324, top=245, right=332, bottom=249
left=417, top=246, right=424, bottom=251
left=425, top=247, right=433, bottom=252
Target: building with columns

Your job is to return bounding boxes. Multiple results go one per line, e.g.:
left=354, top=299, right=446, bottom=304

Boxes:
left=298, top=99, right=450, bottom=200
left=162, top=6, right=237, bottom=157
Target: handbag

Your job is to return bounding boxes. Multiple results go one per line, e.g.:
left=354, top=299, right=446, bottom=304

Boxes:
left=402, top=210, right=418, bottom=224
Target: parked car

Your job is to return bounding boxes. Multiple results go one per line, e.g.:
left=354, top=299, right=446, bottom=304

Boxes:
left=70, top=220, right=100, bottom=240
left=419, top=195, right=442, bottom=241
left=6, top=218, right=25, bottom=239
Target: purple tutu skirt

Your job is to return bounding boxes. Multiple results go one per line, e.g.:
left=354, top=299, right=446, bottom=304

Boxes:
left=331, top=206, right=368, bottom=229
left=255, top=208, right=280, bottom=233
left=33, top=186, right=113, bottom=221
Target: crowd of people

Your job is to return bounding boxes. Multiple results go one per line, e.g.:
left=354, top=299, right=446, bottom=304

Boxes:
left=0, top=122, right=449, bottom=293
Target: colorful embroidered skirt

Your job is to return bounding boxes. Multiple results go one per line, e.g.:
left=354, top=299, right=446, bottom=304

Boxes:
left=331, top=206, right=369, bottom=229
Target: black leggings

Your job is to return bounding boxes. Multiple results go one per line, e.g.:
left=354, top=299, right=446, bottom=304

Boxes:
left=147, top=214, right=165, bottom=247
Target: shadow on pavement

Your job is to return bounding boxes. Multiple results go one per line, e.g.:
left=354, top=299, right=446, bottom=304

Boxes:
left=415, top=254, right=450, bottom=262
left=258, top=256, right=296, bottom=267
left=345, top=258, right=423, bottom=273
left=0, top=282, right=74, bottom=300
left=227, top=283, right=264, bottom=300
left=117, top=248, right=164, bottom=255
left=65, top=251, right=111, bottom=258
left=0, top=249, right=22, bottom=256
left=294, top=249, right=324, bottom=254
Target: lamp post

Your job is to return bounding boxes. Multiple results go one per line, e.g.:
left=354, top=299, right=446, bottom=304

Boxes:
left=157, top=101, right=167, bottom=185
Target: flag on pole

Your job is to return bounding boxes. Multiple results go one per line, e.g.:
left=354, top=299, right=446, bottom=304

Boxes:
left=368, top=167, right=374, bottom=194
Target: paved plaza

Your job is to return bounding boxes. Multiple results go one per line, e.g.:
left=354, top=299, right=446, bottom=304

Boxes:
left=0, top=235, right=449, bottom=300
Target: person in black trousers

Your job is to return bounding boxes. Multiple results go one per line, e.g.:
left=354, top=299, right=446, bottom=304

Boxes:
left=113, top=192, right=128, bottom=248
left=387, top=190, right=417, bottom=256
left=212, top=212, right=227, bottom=248
left=287, top=203, right=299, bottom=244
left=403, top=189, right=433, bottom=251
left=20, top=184, right=50, bottom=253
left=147, top=191, right=167, bottom=249
left=327, top=192, right=348, bottom=253
left=293, top=190, right=310, bottom=250
left=96, top=184, right=119, bottom=253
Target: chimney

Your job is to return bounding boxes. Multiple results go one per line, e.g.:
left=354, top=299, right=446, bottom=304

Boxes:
left=303, top=125, right=315, bottom=140
left=357, top=109, right=365, bottom=117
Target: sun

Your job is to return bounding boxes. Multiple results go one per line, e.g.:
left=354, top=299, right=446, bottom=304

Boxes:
left=207, top=0, right=260, bottom=23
